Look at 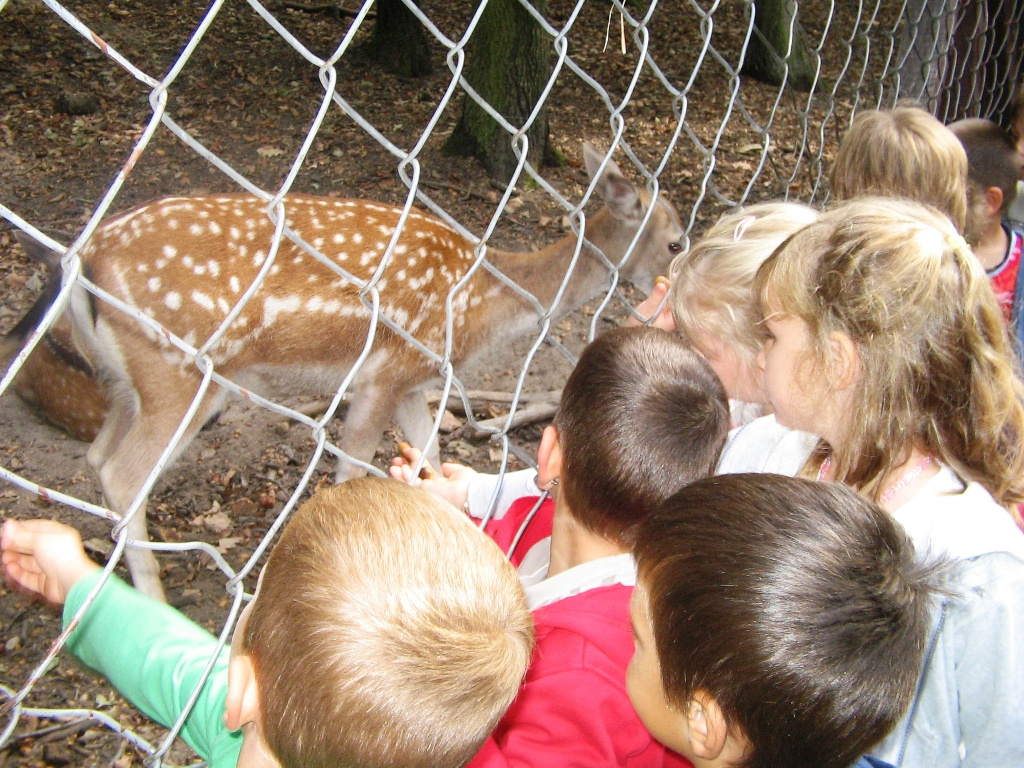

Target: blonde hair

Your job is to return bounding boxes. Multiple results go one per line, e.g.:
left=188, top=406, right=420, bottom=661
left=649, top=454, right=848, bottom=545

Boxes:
left=830, top=105, right=969, bottom=232
left=243, top=477, right=534, bottom=768
left=756, top=197, right=1024, bottom=508
left=669, top=201, right=819, bottom=372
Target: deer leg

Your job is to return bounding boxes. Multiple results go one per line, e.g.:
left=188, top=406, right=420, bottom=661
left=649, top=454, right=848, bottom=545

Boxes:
left=95, top=382, right=223, bottom=601
left=394, top=389, right=441, bottom=469
left=335, top=381, right=402, bottom=481
left=86, top=385, right=137, bottom=471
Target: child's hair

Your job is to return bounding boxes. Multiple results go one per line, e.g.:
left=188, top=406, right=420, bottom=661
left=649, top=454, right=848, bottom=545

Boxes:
left=554, top=325, right=729, bottom=547
left=949, top=117, right=1022, bottom=217
left=755, top=197, right=1024, bottom=507
left=634, top=472, right=941, bottom=768
left=829, top=105, right=968, bottom=232
left=669, top=201, right=819, bottom=372
left=241, top=477, right=534, bottom=768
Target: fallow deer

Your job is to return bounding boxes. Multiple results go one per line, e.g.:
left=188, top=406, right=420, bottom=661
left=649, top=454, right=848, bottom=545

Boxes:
left=1, top=234, right=107, bottom=442
left=67, top=144, right=684, bottom=600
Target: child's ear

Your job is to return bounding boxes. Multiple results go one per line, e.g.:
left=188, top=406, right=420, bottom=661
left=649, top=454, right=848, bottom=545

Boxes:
left=828, top=330, right=861, bottom=392
left=224, top=654, right=261, bottom=732
left=984, top=186, right=1005, bottom=218
left=685, top=690, right=730, bottom=760
left=536, top=425, right=563, bottom=490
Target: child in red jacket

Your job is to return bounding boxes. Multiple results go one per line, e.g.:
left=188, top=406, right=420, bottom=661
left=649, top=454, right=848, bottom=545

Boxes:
left=393, top=326, right=730, bottom=767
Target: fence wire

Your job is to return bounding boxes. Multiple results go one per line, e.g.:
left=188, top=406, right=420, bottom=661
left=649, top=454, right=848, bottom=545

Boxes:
left=0, top=0, right=1019, bottom=765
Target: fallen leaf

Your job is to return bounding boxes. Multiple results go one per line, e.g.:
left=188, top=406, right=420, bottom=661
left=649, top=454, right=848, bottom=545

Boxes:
left=217, top=537, right=241, bottom=553
left=257, top=145, right=284, bottom=157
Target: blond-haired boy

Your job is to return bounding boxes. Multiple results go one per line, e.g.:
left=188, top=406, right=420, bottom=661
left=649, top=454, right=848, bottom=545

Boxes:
left=1, top=478, right=534, bottom=768
left=830, top=104, right=969, bottom=232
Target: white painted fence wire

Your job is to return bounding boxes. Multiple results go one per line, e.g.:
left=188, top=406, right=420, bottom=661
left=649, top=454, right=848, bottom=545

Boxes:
left=0, top=0, right=1018, bottom=765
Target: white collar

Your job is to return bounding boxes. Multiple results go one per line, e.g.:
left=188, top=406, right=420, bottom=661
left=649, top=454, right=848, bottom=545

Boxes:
left=525, top=552, right=636, bottom=610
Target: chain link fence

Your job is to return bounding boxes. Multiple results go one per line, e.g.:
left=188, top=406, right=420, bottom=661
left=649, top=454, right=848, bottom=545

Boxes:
left=0, top=0, right=1019, bottom=764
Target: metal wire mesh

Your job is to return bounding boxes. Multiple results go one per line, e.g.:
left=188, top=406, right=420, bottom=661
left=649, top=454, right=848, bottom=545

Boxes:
left=0, top=0, right=1018, bottom=765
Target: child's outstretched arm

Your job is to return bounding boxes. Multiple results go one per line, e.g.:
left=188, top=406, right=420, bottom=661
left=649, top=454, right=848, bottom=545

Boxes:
left=390, top=442, right=477, bottom=510
left=1, top=519, right=99, bottom=604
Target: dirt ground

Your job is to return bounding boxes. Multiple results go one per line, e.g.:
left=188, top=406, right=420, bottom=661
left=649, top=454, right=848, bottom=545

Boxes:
left=0, top=0, right=885, bottom=764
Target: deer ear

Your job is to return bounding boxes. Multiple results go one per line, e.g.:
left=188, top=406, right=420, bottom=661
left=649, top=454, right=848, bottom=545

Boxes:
left=583, top=144, right=643, bottom=224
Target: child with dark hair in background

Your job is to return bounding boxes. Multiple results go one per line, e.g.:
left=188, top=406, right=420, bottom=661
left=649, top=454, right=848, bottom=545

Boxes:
left=1, top=478, right=534, bottom=768
left=393, top=326, right=730, bottom=768
left=628, top=473, right=942, bottom=768
left=949, top=117, right=1024, bottom=346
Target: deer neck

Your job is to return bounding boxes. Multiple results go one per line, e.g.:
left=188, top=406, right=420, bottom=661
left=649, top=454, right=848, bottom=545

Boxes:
left=486, top=207, right=625, bottom=312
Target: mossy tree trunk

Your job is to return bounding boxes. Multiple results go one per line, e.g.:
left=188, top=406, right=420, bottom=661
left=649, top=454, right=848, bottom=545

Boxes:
left=740, top=0, right=816, bottom=92
left=368, top=0, right=432, bottom=78
left=443, top=0, right=552, bottom=182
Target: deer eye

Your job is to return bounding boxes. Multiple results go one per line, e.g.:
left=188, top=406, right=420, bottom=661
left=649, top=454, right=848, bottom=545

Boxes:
left=668, top=241, right=682, bottom=254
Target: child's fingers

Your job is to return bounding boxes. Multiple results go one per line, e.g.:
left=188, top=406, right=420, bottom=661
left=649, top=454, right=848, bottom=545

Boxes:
left=396, top=441, right=438, bottom=480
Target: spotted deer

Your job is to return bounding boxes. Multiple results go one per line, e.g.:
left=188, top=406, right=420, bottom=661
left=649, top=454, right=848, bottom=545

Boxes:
left=1, top=234, right=108, bottom=442
left=66, top=143, right=683, bottom=600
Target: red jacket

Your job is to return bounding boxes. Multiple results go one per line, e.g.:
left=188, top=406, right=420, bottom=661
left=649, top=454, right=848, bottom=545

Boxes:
left=469, top=497, right=694, bottom=768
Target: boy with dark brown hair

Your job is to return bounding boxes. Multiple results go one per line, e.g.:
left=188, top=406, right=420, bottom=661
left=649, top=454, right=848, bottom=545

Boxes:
left=628, top=473, right=941, bottom=768
left=393, top=326, right=731, bottom=768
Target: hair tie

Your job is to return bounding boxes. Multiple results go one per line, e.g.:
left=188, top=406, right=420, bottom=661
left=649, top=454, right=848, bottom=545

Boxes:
left=733, top=214, right=757, bottom=242
left=945, top=232, right=969, bottom=256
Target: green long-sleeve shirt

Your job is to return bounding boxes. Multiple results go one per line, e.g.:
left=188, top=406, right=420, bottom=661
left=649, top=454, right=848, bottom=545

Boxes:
left=64, top=571, right=243, bottom=768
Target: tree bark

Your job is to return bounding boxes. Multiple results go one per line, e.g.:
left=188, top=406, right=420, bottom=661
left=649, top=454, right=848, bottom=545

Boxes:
left=367, top=0, right=432, bottom=78
left=443, top=0, right=552, bottom=182
left=740, top=0, right=816, bottom=92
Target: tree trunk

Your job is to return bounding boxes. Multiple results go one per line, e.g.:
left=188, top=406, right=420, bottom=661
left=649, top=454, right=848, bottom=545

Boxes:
left=740, top=0, right=816, bottom=92
left=443, top=0, right=552, bottom=182
left=367, top=0, right=432, bottom=78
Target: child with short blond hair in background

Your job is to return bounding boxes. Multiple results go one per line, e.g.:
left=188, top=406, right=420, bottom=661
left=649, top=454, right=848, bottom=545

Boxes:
left=393, top=326, right=730, bottom=768
left=628, top=473, right=942, bottom=768
left=949, top=117, right=1024, bottom=346
left=1, top=478, right=534, bottom=768
left=829, top=104, right=969, bottom=232
left=718, top=198, right=1024, bottom=767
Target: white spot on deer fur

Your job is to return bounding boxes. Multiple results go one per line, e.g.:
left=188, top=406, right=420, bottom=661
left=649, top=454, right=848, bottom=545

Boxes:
left=408, top=257, right=417, bottom=268
left=313, top=237, right=325, bottom=249
left=230, top=227, right=241, bottom=239
left=137, top=263, right=149, bottom=273
left=307, top=274, right=318, bottom=282
left=365, top=216, right=377, bottom=225
left=414, top=230, right=428, bottom=238
left=333, top=233, right=346, bottom=244
left=155, top=259, right=167, bottom=269
left=183, top=256, right=194, bottom=268
left=339, top=211, right=354, bottom=220
left=189, top=224, right=203, bottom=236
left=336, top=251, right=349, bottom=261
left=194, top=265, right=206, bottom=275
left=209, top=221, right=222, bottom=235
left=364, top=203, right=386, bottom=212
left=417, top=247, right=428, bottom=258
left=208, top=261, right=220, bottom=276
left=198, top=210, right=210, bottom=219
left=389, top=307, right=409, bottom=327
left=192, top=291, right=214, bottom=310
left=253, top=251, right=266, bottom=267
left=352, top=232, right=363, bottom=244
left=396, top=269, right=407, bottom=280
left=165, top=291, right=182, bottom=310
left=246, top=231, right=256, bottom=241
left=148, top=277, right=161, bottom=292
left=245, top=219, right=257, bottom=229
left=360, top=251, right=375, bottom=266
left=218, top=297, right=230, bottom=314
left=163, top=244, right=178, bottom=259
left=470, top=295, right=482, bottom=307
left=263, top=295, right=301, bottom=326
left=238, top=245, right=248, bottom=258
left=378, top=225, right=393, bottom=237
left=293, top=255, right=305, bottom=265
left=306, top=297, right=323, bottom=312
left=324, top=299, right=341, bottom=313
left=394, top=244, right=408, bottom=255
left=230, top=276, right=241, bottom=293
left=270, top=265, right=280, bottom=275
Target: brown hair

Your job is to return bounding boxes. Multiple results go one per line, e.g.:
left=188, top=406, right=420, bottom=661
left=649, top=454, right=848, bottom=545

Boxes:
left=830, top=105, right=968, bottom=231
left=756, top=197, right=1024, bottom=507
left=949, top=117, right=1022, bottom=217
left=669, top=201, right=819, bottom=373
left=555, top=326, right=729, bottom=546
left=243, top=477, right=534, bottom=768
left=635, top=473, right=941, bottom=768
